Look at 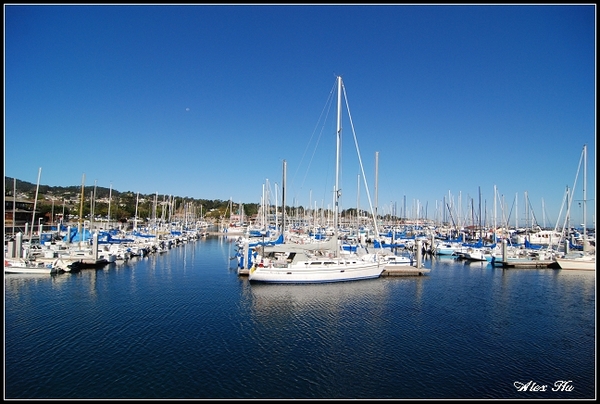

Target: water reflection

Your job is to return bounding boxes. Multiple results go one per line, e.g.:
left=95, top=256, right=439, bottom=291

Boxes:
left=4, top=272, right=70, bottom=294
left=248, top=278, right=390, bottom=311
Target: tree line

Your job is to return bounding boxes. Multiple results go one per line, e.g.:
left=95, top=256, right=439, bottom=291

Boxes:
left=4, top=176, right=259, bottom=224
left=5, top=177, right=388, bottom=225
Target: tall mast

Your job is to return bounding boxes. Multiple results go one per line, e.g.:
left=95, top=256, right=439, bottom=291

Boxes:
left=12, top=177, right=16, bottom=236
left=375, top=151, right=379, bottom=225
left=582, top=144, right=587, bottom=251
left=107, top=183, right=112, bottom=230
left=282, top=159, right=286, bottom=237
left=30, top=167, right=42, bottom=243
left=334, top=75, right=342, bottom=250
left=77, top=173, right=85, bottom=245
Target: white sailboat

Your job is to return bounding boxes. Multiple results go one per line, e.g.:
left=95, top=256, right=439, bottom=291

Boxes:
left=555, top=144, right=595, bottom=271
left=249, top=76, right=385, bottom=283
left=221, top=199, right=247, bottom=235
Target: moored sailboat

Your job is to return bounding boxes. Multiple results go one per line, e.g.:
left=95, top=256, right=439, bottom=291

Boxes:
left=249, top=76, right=386, bottom=283
left=555, top=144, right=595, bottom=271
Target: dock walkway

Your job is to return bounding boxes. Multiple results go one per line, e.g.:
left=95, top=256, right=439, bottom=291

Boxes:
left=381, top=266, right=430, bottom=276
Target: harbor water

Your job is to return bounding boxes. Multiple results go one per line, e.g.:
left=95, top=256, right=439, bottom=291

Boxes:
left=4, top=236, right=596, bottom=399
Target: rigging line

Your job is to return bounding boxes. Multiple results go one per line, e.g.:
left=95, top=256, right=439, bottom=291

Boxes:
left=341, top=79, right=381, bottom=239
left=558, top=146, right=585, bottom=241
left=525, top=193, right=543, bottom=230
left=550, top=187, right=570, bottom=250
left=495, top=189, right=508, bottom=231
left=505, top=195, right=515, bottom=229
left=291, top=79, right=337, bottom=193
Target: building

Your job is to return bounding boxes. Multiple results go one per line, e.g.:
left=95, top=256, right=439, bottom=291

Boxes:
left=4, top=197, right=37, bottom=226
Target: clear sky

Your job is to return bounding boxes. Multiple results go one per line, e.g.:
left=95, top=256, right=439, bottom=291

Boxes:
left=4, top=4, right=596, bottom=229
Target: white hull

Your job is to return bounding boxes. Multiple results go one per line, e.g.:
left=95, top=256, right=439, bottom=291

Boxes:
left=249, top=259, right=383, bottom=283
left=4, top=265, right=59, bottom=274
left=4, top=259, right=60, bottom=274
left=434, top=242, right=463, bottom=255
left=382, top=254, right=414, bottom=269
left=512, top=231, right=562, bottom=246
left=555, top=257, right=596, bottom=271
left=5, top=267, right=58, bottom=274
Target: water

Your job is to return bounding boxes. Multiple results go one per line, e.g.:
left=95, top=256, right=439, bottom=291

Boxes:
left=4, top=236, right=596, bottom=399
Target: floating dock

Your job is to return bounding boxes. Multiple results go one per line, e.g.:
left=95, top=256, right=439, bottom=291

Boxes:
left=381, top=266, right=431, bottom=276
left=493, top=260, right=555, bottom=269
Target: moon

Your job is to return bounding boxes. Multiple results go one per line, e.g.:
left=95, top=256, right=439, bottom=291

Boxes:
left=185, top=107, right=190, bottom=112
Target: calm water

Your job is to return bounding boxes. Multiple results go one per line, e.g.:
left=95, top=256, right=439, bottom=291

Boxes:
left=4, top=236, right=596, bottom=399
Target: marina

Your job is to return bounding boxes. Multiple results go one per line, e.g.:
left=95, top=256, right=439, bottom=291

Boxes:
left=5, top=5, right=595, bottom=399
left=4, top=233, right=595, bottom=399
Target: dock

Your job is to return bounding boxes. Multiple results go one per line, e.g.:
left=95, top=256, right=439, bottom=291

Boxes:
left=381, top=266, right=431, bottom=276
left=493, top=260, right=555, bottom=269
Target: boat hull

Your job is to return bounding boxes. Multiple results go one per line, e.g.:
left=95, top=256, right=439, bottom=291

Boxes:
left=4, top=258, right=61, bottom=274
left=248, top=261, right=383, bottom=283
left=4, top=264, right=59, bottom=274
left=555, top=257, right=596, bottom=271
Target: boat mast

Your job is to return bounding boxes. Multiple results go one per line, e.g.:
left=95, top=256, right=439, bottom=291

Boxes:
left=375, top=151, right=379, bottom=229
left=12, top=177, right=16, bottom=236
left=107, top=183, right=112, bottom=231
left=30, top=167, right=42, bottom=243
left=282, top=159, right=286, bottom=238
left=582, top=144, right=587, bottom=252
left=77, top=173, right=85, bottom=246
left=334, top=75, right=342, bottom=257
left=134, top=192, right=139, bottom=232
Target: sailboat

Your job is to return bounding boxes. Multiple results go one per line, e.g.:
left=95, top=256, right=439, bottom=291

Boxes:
left=555, top=144, right=595, bottom=271
left=221, top=199, right=247, bottom=235
left=248, top=76, right=385, bottom=283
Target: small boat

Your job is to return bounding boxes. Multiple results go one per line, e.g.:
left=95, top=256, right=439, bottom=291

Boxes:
left=380, top=252, right=431, bottom=276
left=461, top=247, right=495, bottom=262
left=4, top=258, right=62, bottom=274
left=511, top=228, right=563, bottom=246
left=434, top=242, right=463, bottom=256
left=382, top=253, right=414, bottom=269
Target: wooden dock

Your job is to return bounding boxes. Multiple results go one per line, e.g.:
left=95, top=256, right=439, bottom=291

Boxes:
left=381, top=266, right=431, bottom=276
left=493, top=260, right=555, bottom=269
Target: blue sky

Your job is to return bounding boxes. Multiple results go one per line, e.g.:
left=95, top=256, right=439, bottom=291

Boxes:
left=4, top=4, right=596, bottom=229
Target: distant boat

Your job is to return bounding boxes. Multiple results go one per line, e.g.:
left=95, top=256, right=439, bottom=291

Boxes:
left=381, top=253, right=414, bottom=270
left=222, top=223, right=246, bottom=235
left=249, top=76, right=386, bottom=283
left=434, top=241, right=463, bottom=256
left=4, top=257, right=62, bottom=274
left=460, top=247, right=495, bottom=262
left=221, top=199, right=247, bottom=235
left=511, top=228, right=562, bottom=246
